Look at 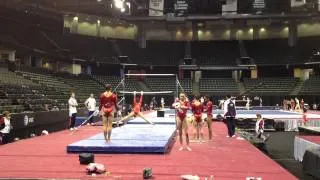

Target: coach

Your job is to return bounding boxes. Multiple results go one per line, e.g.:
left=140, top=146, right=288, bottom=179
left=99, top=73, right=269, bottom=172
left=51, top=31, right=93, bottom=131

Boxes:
left=224, top=95, right=236, bottom=138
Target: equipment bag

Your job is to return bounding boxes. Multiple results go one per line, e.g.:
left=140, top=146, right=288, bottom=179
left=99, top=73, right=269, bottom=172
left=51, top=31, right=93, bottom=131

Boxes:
left=79, top=153, right=94, bottom=165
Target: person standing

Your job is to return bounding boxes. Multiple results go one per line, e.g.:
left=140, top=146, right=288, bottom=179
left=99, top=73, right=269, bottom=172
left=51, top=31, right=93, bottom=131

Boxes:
left=302, top=108, right=308, bottom=126
left=300, top=99, right=305, bottom=110
left=172, top=93, right=191, bottom=151
left=255, top=114, right=265, bottom=139
left=68, top=92, right=78, bottom=131
left=161, top=97, right=165, bottom=109
left=245, top=97, right=250, bottom=110
left=191, top=96, right=204, bottom=142
left=295, top=97, right=300, bottom=112
left=0, top=111, right=12, bottom=144
left=85, top=93, right=97, bottom=125
left=204, top=96, right=213, bottom=141
left=224, top=95, right=236, bottom=138
left=99, top=84, right=119, bottom=142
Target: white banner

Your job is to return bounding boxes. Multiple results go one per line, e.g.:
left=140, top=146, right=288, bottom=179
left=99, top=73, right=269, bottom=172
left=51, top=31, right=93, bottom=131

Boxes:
left=149, top=0, right=164, bottom=16
left=222, top=0, right=237, bottom=15
left=291, top=0, right=306, bottom=7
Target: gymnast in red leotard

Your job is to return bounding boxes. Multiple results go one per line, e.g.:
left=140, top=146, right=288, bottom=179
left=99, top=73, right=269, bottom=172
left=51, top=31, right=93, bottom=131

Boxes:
left=191, top=96, right=204, bottom=142
left=204, top=96, right=213, bottom=140
left=99, top=84, right=119, bottom=142
left=119, top=91, right=154, bottom=125
left=173, top=92, right=191, bottom=151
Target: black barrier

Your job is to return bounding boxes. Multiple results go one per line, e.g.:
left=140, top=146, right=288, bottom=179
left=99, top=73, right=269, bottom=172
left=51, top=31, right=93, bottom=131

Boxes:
left=7, top=109, right=87, bottom=141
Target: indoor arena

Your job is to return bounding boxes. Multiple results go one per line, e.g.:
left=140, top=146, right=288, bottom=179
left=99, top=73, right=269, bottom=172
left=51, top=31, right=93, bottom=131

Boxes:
left=1, top=0, right=320, bottom=179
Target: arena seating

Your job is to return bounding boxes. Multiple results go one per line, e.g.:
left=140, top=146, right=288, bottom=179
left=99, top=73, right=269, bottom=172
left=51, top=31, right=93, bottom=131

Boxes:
left=0, top=68, right=65, bottom=112
left=0, top=67, right=112, bottom=113
left=243, top=39, right=299, bottom=65
left=92, top=75, right=143, bottom=91
left=144, top=77, right=192, bottom=93
left=192, top=41, right=239, bottom=65
left=145, top=77, right=176, bottom=91
left=199, top=78, right=239, bottom=95
left=18, top=69, right=104, bottom=105
left=299, top=76, right=320, bottom=95
left=0, top=68, right=38, bottom=86
left=115, top=40, right=185, bottom=65
left=50, top=34, right=118, bottom=63
left=180, top=79, right=192, bottom=94
left=54, top=73, right=103, bottom=103
left=243, top=77, right=299, bottom=95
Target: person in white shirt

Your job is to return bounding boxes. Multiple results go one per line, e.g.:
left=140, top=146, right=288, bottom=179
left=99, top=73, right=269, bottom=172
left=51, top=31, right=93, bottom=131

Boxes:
left=255, top=114, right=269, bottom=141
left=85, top=93, right=97, bottom=125
left=0, top=111, right=12, bottom=144
left=68, top=92, right=78, bottom=130
left=161, top=97, right=165, bottom=109
left=246, top=97, right=250, bottom=110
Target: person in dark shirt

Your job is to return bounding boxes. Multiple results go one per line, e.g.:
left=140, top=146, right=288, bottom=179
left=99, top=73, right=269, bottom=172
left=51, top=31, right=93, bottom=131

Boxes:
left=224, top=95, right=236, bottom=138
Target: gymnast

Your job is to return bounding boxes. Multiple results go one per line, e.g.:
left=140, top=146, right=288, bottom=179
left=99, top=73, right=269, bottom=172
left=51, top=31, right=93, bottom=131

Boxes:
left=173, top=92, right=191, bottom=151
left=204, top=96, right=213, bottom=140
left=99, top=84, right=119, bottom=143
left=119, top=91, right=155, bottom=125
left=191, top=96, right=204, bottom=142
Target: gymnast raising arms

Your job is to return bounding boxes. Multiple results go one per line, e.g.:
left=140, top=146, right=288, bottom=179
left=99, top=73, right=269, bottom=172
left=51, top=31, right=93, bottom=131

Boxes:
left=99, top=84, right=119, bottom=143
left=173, top=92, right=191, bottom=151
left=119, top=91, right=155, bottom=125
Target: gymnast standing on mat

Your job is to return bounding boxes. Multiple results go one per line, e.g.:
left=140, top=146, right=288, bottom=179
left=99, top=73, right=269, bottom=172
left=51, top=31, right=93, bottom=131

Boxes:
left=173, top=92, right=191, bottom=151
left=99, top=84, right=119, bottom=143
left=191, top=96, right=204, bottom=142
left=119, top=91, right=155, bottom=125
left=204, top=96, right=213, bottom=141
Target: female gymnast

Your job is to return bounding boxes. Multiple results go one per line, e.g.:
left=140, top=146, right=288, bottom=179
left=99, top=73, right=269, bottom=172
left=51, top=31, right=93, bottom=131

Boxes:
left=191, top=96, right=204, bottom=142
left=173, top=92, right=191, bottom=151
left=119, top=91, right=155, bottom=125
left=99, top=84, right=119, bottom=142
left=204, top=96, right=213, bottom=140
left=295, top=97, right=301, bottom=112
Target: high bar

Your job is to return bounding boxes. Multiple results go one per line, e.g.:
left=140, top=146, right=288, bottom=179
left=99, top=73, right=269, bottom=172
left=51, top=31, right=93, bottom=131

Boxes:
left=119, top=91, right=174, bottom=94
left=125, top=74, right=176, bottom=76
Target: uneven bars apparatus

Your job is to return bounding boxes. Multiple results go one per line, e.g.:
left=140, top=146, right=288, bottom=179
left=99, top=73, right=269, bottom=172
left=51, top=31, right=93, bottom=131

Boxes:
left=122, top=73, right=183, bottom=127
left=119, top=91, right=174, bottom=94
left=125, top=74, right=176, bottom=76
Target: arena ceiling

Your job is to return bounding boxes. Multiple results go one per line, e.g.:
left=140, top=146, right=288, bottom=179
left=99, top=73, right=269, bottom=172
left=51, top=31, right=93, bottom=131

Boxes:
left=0, top=0, right=149, bottom=16
left=1, top=0, right=320, bottom=22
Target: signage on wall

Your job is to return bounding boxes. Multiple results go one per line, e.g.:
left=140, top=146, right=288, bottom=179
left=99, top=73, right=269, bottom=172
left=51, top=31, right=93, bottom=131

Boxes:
left=174, top=0, right=189, bottom=15
left=23, top=115, right=34, bottom=126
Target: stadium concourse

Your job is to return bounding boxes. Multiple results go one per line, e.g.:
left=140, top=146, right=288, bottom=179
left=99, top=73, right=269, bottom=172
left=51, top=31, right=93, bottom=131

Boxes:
left=0, top=110, right=297, bottom=180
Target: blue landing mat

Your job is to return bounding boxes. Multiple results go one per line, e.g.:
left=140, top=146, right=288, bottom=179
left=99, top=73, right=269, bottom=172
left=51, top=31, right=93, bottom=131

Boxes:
left=127, top=117, right=176, bottom=124
left=212, top=109, right=299, bottom=115
left=67, top=124, right=176, bottom=153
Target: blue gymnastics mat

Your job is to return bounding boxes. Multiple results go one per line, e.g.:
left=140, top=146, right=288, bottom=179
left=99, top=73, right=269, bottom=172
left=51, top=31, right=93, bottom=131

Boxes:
left=67, top=124, right=176, bottom=154
left=127, top=117, right=176, bottom=124
left=213, top=109, right=299, bottom=115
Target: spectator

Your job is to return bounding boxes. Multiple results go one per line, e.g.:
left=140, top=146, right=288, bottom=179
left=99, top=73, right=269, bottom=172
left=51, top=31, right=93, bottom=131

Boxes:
left=255, top=114, right=269, bottom=141
left=68, top=92, right=78, bottom=131
left=302, top=108, right=308, bottom=126
left=85, top=93, right=97, bottom=125
left=0, top=111, right=12, bottom=145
